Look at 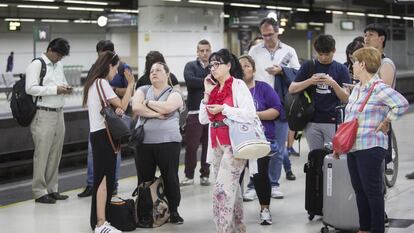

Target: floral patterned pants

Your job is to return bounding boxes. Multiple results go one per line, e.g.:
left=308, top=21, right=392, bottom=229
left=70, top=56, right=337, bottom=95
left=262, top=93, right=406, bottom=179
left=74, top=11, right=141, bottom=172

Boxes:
left=212, top=144, right=247, bottom=233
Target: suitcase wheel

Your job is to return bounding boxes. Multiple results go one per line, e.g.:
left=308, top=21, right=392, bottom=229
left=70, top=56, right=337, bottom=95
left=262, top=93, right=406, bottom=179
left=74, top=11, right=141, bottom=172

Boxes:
left=320, top=226, right=329, bottom=233
left=308, top=214, right=315, bottom=221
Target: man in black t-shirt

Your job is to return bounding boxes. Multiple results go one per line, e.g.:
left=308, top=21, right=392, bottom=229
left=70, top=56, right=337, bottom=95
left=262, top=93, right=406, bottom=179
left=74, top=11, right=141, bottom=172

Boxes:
left=289, top=35, right=351, bottom=151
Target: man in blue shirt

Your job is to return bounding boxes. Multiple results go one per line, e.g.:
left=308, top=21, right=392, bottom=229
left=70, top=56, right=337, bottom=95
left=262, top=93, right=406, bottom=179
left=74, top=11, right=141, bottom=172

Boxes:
left=78, top=40, right=131, bottom=197
left=289, top=35, right=350, bottom=151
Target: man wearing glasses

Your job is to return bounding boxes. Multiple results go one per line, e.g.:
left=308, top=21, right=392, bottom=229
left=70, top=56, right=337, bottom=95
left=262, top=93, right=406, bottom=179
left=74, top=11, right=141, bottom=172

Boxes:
left=248, top=17, right=300, bottom=200
left=26, top=38, right=72, bottom=204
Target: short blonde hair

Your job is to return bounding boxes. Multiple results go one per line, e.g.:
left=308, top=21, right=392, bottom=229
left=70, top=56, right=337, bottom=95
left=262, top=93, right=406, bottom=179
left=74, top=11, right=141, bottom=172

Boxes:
left=352, top=47, right=382, bottom=74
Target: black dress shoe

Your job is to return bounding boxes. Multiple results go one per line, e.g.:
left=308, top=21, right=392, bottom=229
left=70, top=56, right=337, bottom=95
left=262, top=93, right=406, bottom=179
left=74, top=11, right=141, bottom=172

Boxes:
left=49, top=192, right=69, bottom=200
left=406, top=172, right=414, bottom=180
left=286, top=171, right=296, bottom=181
left=77, top=186, right=92, bottom=197
left=35, top=194, right=56, bottom=204
left=169, top=212, right=184, bottom=224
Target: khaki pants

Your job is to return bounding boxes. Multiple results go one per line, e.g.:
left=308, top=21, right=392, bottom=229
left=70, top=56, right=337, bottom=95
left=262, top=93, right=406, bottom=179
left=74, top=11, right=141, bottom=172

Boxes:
left=30, top=109, right=65, bottom=199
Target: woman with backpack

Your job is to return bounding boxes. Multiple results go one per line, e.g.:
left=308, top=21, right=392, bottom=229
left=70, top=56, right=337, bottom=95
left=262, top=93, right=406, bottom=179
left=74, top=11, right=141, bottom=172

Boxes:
left=82, top=51, right=135, bottom=233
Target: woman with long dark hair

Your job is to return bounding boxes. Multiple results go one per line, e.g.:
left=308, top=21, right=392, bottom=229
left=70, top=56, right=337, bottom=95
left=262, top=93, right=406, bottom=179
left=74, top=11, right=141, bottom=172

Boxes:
left=83, top=51, right=135, bottom=233
left=199, top=49, right=256, bottom=233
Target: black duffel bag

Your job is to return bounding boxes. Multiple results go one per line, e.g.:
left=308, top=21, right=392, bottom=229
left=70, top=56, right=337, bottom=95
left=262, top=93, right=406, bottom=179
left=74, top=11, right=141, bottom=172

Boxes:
left=107, top=197, right=136, bottom=231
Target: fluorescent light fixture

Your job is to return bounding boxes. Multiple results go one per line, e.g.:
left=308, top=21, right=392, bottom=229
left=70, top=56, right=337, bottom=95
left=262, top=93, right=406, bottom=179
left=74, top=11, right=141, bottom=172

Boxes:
left=230, top=3, right=260, bottom=8
left=332, top=11, right=343, bottom=15
left=296, top=8, right=310, bottom=12
left=346, top=12, right=365, bottom=17
left=0, top=4, right=8, bottom=7
left=266, top=6, right=292, bottom=11
left=17, top=5, right=59, bottom=9
left=188, top=0, right=223, bottom=5
left=224, top=14, right=230, bottom=18
left=67, top=7, right=104, bottom=11
left=163, top=0, right=181, bottom=2
left=309, top=22, right=324, bottom=26
left=64, top=0, right=108, bottom=5
left=367, top=13, right=385, bottom=18
left=24, top=0, right=55, bottom=2
left=74, top=19, right=97, bottom=24
left=41, top=19, right=69, bottom=23
left=403, top=16, right=414, bottom=20
left=5, top=18, right=36, bottom=22
left=110, top=9, right=139, bottom=13
left=386, top=15, right=401, bottom=19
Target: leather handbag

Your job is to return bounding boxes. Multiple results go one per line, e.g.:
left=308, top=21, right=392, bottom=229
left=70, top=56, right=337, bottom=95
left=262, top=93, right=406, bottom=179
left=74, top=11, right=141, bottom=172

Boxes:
left=223, top=117, right=271, bottom=160
left=133, top=177, right=170, bottom=228
left=107, top=197, right=137, bottom=231
left=332, top=82, right=380, bottom=154
left=96, top=79, right=133, bottom=152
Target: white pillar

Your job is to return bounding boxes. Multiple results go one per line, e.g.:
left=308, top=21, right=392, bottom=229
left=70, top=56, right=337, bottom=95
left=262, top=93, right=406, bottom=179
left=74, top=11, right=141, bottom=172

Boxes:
left=138, top=0, right=224, bottom=81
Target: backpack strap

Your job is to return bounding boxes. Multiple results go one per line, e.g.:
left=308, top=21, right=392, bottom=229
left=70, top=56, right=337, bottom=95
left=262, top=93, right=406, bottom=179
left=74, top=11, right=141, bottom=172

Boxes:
left=32, top=57, right=47, bottom=103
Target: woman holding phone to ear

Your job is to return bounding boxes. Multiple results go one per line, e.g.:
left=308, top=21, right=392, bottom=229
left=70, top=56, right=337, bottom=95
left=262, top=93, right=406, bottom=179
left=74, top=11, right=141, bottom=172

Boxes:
left=199, top=49, right=256, bottom=233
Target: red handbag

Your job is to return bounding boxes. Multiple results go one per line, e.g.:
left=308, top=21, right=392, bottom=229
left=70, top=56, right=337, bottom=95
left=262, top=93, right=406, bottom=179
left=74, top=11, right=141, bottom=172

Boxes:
left=332, top=82, right=380, bottom=154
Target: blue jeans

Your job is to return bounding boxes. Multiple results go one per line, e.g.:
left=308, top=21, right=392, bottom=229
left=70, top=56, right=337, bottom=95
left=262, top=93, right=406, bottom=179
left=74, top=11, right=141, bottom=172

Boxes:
left=347, top=147, right=386, bottom=233
left=268, top=121, right=291, bottom=187
left=86, top=135, right=120, bottom=188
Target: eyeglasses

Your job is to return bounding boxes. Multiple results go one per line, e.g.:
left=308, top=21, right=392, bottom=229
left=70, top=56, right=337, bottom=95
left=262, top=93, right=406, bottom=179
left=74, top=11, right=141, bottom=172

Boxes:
left=208, top=61, right=225, bottom=70
left=261, top=33, right=275, bottom=38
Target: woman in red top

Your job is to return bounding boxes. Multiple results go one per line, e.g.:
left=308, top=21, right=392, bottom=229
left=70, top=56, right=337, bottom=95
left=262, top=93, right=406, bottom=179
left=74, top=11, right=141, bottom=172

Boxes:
left=199, top=49, right=257, bottom=233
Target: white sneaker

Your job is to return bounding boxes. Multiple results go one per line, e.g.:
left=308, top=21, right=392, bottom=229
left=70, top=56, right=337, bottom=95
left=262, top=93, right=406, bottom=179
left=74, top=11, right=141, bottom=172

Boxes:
left=271, top=186, right=284, bottom=199
left=243, top=188, right=257, bottom=201
left=260, top=208, right=272, bottom=225
left=180, top=177, right=194, bottom=186
left=94, top=221, right=121, bottom=233
left=200, top=177, right=210, bottom=186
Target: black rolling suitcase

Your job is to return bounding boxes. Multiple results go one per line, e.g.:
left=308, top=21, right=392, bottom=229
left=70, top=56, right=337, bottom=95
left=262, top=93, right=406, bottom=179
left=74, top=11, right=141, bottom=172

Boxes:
left=303, top=149, right=329, bottom=220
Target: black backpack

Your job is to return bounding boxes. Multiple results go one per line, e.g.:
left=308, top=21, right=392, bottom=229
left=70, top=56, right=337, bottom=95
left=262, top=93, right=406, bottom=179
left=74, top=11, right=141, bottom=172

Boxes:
left=10, top=58, right=46, bottom=127
left=284, top=59, right=316, bottom=131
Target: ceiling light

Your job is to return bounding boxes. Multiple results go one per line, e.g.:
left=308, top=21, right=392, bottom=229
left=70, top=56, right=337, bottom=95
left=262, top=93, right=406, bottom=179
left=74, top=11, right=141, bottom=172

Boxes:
left=403, top=16, right=414, bottom=20
left=267, top=12, right=277, bottom=21
left=163, top=0, right=181, bottom=2
left=17, top=5, right=59, bottom=9
left=64, top=0, right=108, bottom=5
left=230, top=3, right=260, bottom=8
left=332, top=11, right=343, bottom=15
left=223, top=14, right=230, bottom=18
left=188, top=0, right=223, bottom=5
left=24, top=0, right=55, bottom=2
left=386, top=15, right=401, bottom=19
left=110, top=9, right=139, bottom=14
left=41, top=19, right=69, bottom=23
left=74, top=19, right=97, bottom=24
left=309, top=22, right=324, bottom=26
left=279, top=28, right=285, bottom=34
left=97, top=15, right=108, bottom=27
left=367, top=13, right=385, bottom=18
left=266, top=6, right=292, bottom=11
left=346, top=12, right=365, bottom=17
left=0, top=4, right=8, bottom=7
left=296, top=8, right=310, bottom=12
left=5, top=18, right=36, bottom=22
left=67, top=7, right=104, bottom=11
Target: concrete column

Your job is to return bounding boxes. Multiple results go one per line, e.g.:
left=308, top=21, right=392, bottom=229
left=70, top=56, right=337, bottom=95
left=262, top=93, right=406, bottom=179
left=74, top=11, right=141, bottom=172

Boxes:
left=138, top=0, right=224, bottom=81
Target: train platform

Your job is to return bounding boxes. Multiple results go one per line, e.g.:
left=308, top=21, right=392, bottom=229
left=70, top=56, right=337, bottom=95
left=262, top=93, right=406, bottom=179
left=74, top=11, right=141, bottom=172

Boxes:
left=1, top=109, right=414, bottom=233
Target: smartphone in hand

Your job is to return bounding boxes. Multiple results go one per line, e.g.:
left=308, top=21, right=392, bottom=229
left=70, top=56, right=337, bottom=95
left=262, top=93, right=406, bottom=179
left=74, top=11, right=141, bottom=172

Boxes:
left=206, top=75, right=217, bottom=85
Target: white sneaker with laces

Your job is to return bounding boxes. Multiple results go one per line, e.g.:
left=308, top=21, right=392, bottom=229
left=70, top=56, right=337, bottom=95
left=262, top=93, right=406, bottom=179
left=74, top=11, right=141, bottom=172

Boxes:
left=271, top=186, right=284, bottom=199
left=243, top=188, right=257, bottom=201
left=200, top=177, right=210, bottom=186
left=260, top=208, right=272, bottom=225
left=180, top=177, right=194, bottom=186
left=94, top=221, right=121, bottom=233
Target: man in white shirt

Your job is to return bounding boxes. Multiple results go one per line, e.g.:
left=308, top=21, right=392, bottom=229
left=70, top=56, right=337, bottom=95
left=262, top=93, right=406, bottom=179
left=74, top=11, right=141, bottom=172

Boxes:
left=26, top=38, right=72, bottom=204
left=247, top=17, right=300, bottom=199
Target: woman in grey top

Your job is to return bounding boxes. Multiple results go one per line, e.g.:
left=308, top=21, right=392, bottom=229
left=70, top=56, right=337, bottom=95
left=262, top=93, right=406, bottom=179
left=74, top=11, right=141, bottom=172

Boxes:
left=132, top=62, right=184, bottom=224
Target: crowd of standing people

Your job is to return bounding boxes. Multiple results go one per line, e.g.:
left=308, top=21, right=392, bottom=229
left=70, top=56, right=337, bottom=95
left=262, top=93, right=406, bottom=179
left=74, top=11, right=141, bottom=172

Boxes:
left=21, top=17, right=412, bottom=233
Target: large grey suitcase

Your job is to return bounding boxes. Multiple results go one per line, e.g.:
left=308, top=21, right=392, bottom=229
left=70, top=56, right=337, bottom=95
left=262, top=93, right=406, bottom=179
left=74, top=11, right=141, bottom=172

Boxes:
left=321, top=154, right=359, bottom=233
